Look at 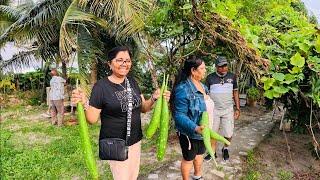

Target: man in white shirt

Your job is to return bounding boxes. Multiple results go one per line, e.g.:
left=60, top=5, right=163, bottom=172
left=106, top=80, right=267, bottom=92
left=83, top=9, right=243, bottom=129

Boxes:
left=205, top=56, right=240, bottom=161
left=49, top=69, right=66, bottom=126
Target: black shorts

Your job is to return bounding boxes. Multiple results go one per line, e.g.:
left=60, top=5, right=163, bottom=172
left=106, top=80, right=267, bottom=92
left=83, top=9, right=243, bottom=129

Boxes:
left=177, top=132, right=205, bottom=161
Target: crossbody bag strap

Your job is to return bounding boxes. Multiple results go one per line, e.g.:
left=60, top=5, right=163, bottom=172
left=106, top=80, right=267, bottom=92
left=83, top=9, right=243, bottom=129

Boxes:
left=125, top=77, right=133, bottom=145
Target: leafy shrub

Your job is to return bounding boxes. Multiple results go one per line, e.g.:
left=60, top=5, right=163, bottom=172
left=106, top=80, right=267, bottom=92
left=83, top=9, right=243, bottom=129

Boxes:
left=0, top=75, right=15, bottom=93
left=27, top=90, right=42, bottom=106
left=247, top=87, right=260, bottom=101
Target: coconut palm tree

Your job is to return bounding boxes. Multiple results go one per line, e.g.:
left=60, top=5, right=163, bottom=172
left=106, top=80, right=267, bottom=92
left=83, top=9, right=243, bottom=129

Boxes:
left=0, top=0, right=154, bottom=81
left=59, top=0, right=153, bottom=83
left=0, top=0, right=72, bottom=77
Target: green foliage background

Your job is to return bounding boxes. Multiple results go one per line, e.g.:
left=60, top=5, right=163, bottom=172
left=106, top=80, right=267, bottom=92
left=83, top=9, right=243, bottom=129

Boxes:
left=143, top=0, right=319, bottom=129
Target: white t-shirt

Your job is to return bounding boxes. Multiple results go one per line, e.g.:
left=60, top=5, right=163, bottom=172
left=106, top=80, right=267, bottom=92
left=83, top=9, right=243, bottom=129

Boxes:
left=205, top=95, right=215, bottom=129
left=49, top=76, right=66, bottom=100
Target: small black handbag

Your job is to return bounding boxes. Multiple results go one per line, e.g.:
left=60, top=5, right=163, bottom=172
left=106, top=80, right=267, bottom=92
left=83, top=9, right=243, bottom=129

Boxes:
left=99, top=138, right=128, bottom=161
left=98, top=78, right=133, bottom=161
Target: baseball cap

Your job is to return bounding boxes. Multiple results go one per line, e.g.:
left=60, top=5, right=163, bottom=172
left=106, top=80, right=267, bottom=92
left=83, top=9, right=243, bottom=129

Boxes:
left=215, top=56, right=228, bottom=66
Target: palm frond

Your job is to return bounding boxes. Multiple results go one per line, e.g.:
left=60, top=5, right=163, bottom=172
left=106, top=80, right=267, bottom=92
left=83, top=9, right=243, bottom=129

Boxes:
left=0, top=5, right=22, bottom=33
left=0, top=49, right=39, bottom=72
left=0, top=5, right=21, bottom=21
left=0, top=0, right=10, bottom=5
left=0, top=0, right=71, bottom=47
left=28, top=0, right=71, bottom=27
left=59, top=0, right=109, bottom=59
left=88, top=0, right=154, bottom=39
left=0, top=20, right=13, bottom=34
left=16, top=0, right=36, bottom=11
left=90, top=0, right=116, bottom=18
left=78, top=0, right=88, bottom=9
left=38, top=43, right=59, bottom=61
left=76, top=25, right=105, bottom=91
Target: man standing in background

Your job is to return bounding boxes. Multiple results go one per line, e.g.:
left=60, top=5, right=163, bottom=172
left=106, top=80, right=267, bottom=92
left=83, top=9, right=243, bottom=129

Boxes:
left=49, top=69, right=66, bottom=126
left=205, top=56, right=240, bottom=161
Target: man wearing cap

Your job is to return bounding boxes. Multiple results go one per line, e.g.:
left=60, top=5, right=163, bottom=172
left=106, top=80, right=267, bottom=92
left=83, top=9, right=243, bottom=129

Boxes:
left=205, top=56, right=240, bottom=161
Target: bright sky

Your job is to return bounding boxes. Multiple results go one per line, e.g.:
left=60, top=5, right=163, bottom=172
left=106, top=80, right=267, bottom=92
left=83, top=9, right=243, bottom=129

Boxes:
left=0, top=42, right=41, bottom=73
left=301, top=0, right=320, bottom=22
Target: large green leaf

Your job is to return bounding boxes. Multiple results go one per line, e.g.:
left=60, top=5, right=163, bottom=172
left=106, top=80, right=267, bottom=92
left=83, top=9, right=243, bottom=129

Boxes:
left=288, top=66, right=302, bottom=74
left=290, top=52, right=305, bottom=67
left=264, top=89, right=281, bottom=99
left=263, top=90, right=273, bottom=99
left=272, top=90, right=281, bottom=98
left=288, top=86, right=299, bottom=93
left=297, top=42, right=310, bottom=53
left=282, top=74, right=296, bottom=84
left=272, top=73, right=285, bottom=81
left=262, top=77, right=275, bottom=90
left=297, top=73, right=305, bottom=80
left=273, top=86, right=289, bottom=94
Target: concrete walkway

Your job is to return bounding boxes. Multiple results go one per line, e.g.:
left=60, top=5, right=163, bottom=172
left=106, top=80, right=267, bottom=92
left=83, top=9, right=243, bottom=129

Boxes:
left=139, top=108, right=280, bottom=180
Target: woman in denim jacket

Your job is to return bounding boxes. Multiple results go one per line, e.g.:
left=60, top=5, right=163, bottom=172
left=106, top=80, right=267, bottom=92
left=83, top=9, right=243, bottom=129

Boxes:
left=171, top=56, right=212, bottom=180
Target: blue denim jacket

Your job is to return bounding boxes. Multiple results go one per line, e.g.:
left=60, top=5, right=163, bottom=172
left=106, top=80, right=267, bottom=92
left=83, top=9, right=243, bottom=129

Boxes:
left=173, top=78, right=208, bottom=140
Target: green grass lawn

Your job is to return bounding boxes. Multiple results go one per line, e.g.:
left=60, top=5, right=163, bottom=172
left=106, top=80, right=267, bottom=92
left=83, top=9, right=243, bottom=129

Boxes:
left=0, top=107, right=178, bottom=179
left=0, top=109, right=113, bottom=179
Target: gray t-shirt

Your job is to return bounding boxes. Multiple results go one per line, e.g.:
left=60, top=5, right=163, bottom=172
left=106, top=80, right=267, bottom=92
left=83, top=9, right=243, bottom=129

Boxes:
left=205, top=72, right=238, bottom=110
left=49, top=76, right=66, bottom=100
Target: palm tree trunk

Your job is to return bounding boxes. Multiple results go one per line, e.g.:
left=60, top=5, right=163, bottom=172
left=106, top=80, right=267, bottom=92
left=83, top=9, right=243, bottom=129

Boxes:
left=147, top=58, right=159, bottom=89
left=62, top=60, right=67, bottom=79
left=41, top=64, right=50, bottom=102
left=90, top=60, right=97, bottom=84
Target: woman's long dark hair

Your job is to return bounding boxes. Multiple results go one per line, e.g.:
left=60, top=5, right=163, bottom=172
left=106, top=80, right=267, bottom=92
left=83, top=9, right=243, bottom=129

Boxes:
left=170, top=56, right=204, bottom=111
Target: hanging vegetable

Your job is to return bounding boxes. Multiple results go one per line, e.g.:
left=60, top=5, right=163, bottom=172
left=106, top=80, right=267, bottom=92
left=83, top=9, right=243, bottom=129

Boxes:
left=76, top=80, right=99, bottom=179
left=210, top=129, right=230, bottom=145
left=157, top=75, right=170, bottom=161
left=145, top=74, right=166, bottom=139
left=200, top=111, right=218, bottom=167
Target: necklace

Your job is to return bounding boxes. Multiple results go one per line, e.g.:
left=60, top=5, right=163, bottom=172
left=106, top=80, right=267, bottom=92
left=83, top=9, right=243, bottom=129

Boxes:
left=118, top=80, right=127, bottom=91
left=109, top=76, right=127, bottom=91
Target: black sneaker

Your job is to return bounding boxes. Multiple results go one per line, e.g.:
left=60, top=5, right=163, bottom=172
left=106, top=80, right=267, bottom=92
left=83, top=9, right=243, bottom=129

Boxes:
left=204, top=154, right=212, bottom=161
left=204, top=152, right=217, bottom=161
left=222, top=148, right=229, bottom=161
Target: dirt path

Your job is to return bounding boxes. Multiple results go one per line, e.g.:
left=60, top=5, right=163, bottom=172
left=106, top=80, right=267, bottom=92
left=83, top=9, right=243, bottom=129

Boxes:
left=139, top=107, right=281, bottom=180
